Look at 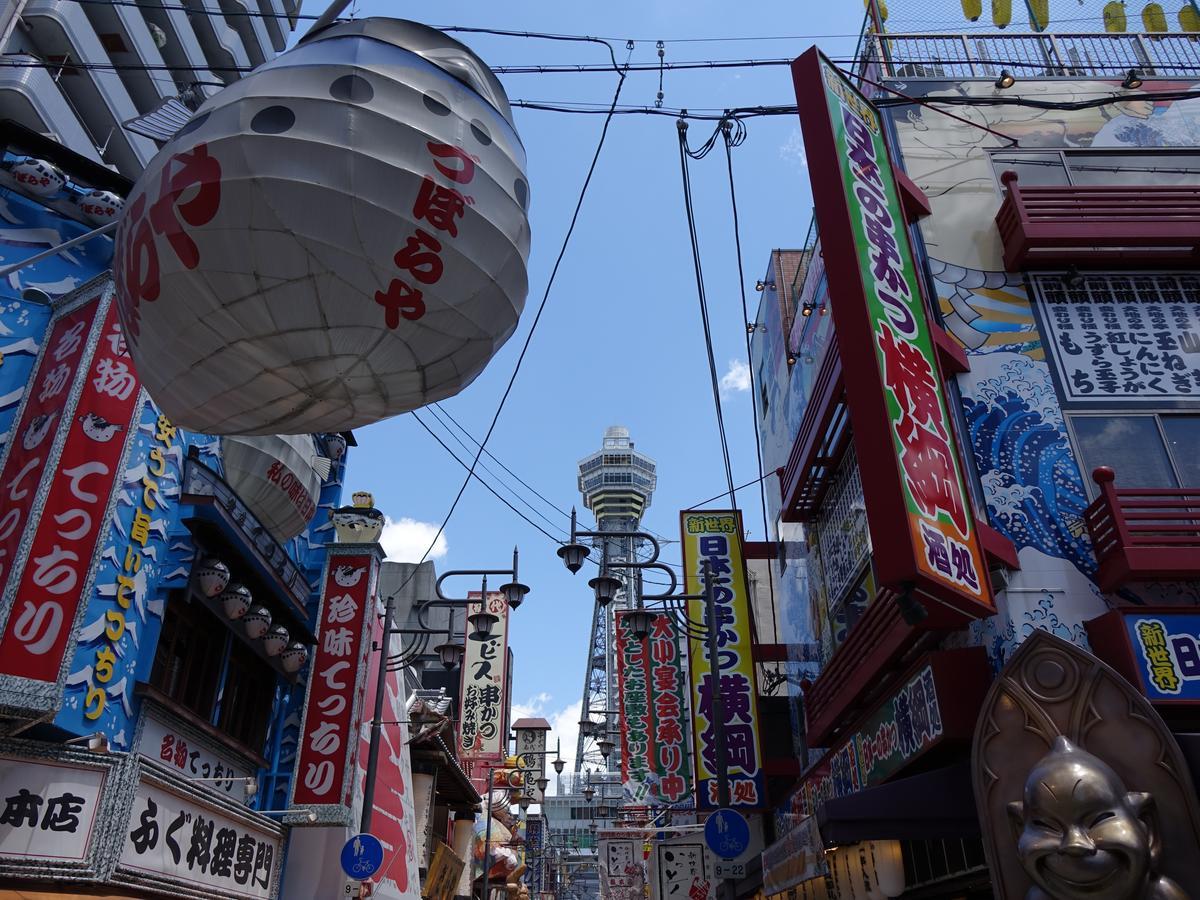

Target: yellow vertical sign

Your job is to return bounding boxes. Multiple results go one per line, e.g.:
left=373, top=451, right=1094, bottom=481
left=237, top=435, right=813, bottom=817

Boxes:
left=680, top=510, right=764, bottom=809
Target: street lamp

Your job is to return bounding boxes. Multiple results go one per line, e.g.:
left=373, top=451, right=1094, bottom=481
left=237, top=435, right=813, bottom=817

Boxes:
left=582, top=784, right=595, bottom=803
left=596, top=738, right=615, bottom=761
left=434, top=639, right=465, bottom=670
left=587, top=572, right=622, bottom=606
left=625, top=608, right=655, bottom=641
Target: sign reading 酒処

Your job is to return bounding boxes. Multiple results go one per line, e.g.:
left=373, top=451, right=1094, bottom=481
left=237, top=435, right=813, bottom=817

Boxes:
left=792, top=48, right=991, bottom=616
left=459, top=590, right=510, bottom=788
left=615, top=611, right=693, bottom=807
left=680, top=511, right=764, bottom=810
left=291, top=547, right=380, bottom=822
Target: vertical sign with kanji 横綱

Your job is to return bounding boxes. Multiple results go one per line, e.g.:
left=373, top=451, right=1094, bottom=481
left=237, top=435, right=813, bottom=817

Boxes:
left=290, top=544, right=381, bottom=824
left=459, top=590, right=509, bottom=792
left=0, top=282, right=147, bottom=717
left=615, top=611, right=692, bottom=808
left=792, top=48, right=992, bottom=617
left=680, top=511, right=764, bottom=811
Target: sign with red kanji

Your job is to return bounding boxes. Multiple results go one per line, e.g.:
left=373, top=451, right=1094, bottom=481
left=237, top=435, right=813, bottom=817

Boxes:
left=792, top=48, right=992, bottom=616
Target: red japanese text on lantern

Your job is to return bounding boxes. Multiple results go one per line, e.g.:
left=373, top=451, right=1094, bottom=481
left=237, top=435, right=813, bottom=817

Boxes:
left=264, top=461, right=317, bottom=525
left=375, top=143, right=477, bottom=329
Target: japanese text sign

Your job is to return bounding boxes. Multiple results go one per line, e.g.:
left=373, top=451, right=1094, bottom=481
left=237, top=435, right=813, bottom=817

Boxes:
left=1126, top=615, right=1200, bottom=700
left=0, top=296, right=98, bottom=600
left=792, top=48, right=991, bottom=616
left=680, top=511, right=764, bottom=810
left=0, top=756, right=106, bottom=864
left=0, top=297, right=142, bottom=687
left=1036, top=275, right=1200, bottom=405
left=139, top=713, right=254, bottom=798
left=655, top=843, right=709, bottom=900
left=118, top=778, right=282, bottom=899
left=460, top=590, right=510, bottom=780
left=615, top=611, right=693, bottom=807
left=291, top=549, right=379, bottom=817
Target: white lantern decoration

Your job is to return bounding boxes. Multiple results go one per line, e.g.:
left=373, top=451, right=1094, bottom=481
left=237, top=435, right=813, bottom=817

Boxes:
left=112, top=18, right=530, bottom=435
left=262, top=623, right=290, bottom=656
left=220, top=583, right=252, bottom=619
left=281, top=641, right=309, bottom=674
left=72, top=189, right=125, bottom=225
left=243, top=605, right=272, bottom=639
left=857, top=844, right=884, bottom=900
left=196, top=557, right=231, bottom=597
left=832, top=850, right=860, bottom=900
left=866, top=841, right=904, bottom=898
left=9, top=157, right=66, bottom=196
left=221, top=434, right=325, bottom=540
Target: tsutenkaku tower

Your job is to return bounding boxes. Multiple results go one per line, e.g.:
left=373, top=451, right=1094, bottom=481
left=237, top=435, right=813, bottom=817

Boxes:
left=574, top=425, right=657, bottom=775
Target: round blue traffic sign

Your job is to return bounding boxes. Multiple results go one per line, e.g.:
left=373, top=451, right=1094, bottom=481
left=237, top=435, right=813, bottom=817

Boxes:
left=341, top=833, right=384, bottom=880
left=704, top=808, right=750, bottom=860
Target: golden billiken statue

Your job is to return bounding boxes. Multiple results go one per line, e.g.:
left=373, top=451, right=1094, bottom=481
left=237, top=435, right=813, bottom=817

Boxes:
left=1009, top=737, right=1187, bottom=899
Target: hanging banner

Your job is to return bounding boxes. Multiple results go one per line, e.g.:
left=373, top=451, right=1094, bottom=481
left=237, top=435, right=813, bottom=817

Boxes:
left=460, top=590, right=510, bottom=790
left=0, top=293, right=143, bottom=706
left=792, top=47, right=991, bottom=617
left=615, top=611, right=693, bottom=807
left=680, top=511, right=764, bottom=810
left=0, top=291, right=102, bottom=606
left=290, top=546, right=381, bottom=823
left=599, top=830, right=647, bottom=900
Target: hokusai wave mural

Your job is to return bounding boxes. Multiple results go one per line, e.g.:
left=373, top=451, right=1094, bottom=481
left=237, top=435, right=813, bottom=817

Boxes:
left=887, top=80, right=1200, bottom=667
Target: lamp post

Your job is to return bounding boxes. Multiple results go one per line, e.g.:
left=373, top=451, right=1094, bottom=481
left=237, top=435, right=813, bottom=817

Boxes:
left=362, top=549, right=529, bottom=836
left=556, top=523, right=737, bottom=900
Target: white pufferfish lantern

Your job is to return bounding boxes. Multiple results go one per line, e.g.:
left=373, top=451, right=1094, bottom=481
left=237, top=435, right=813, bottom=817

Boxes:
left=113, top=18, right=530, bottom=435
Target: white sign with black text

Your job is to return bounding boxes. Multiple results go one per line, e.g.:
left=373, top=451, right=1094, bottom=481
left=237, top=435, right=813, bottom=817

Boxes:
left=140, top=713, right=254, bottom=798
left=0, top=757, right=105, bottom=863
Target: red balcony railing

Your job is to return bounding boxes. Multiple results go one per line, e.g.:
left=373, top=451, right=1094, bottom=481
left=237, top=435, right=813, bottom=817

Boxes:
left=1083, top=466, right=1200, bottom=592
left=996, top=171, right=1200, bottom=270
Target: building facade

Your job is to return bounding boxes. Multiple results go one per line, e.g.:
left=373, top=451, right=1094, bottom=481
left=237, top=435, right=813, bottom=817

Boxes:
left=755, top=24, right=1200, bottom=900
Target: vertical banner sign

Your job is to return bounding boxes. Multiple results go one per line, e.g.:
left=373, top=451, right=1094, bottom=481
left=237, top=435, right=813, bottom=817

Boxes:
left=615, top=611, right=692, bottom=807
left=459, top=590, right=509, bottom=790
left=291, top=547, right=380, bottom=820
left=791, top=48, right=992, bottom=616
left=516, top=724, right=548, bottom=802
left=0, top=296, right=143, bottom=690
left=680, top=511, right=764, bottom=810
left=0, top=296, right=99, bottom=597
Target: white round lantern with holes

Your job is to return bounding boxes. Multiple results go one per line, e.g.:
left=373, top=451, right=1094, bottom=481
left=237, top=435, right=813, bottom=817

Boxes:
left=243, top=605, right=272, bottom=640
left=10, top=158, right=65, bottom=196
left=220, top=583, right=252, bottom=619
left=262, top=623, right=290, bottom=656
left=281, top=641, right=309, bottom=673
left=221, top=434, right=326, bottom=541
left=112, top=18, right=530, bottom=435
left=196, top=557, right=231, bottom=598
left=72, top=189, right=124, bottom=225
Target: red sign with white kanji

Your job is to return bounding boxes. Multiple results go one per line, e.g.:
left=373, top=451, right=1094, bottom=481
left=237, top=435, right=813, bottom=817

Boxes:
left=0, top=298, right=98, bottom=595
left=292, top=550, right=377, bottom=811
left=0, top=298, right=141, bottom=683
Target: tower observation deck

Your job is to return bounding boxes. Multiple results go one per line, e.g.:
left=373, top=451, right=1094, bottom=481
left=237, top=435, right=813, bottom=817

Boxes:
left=574, top=426, right=656, bottom=775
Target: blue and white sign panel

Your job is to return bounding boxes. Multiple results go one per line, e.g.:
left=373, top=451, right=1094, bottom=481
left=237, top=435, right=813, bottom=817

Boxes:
left=341, top=833, right=384, bottom=881
left=1125, top=613, right=1200, bottom=701
left=704, top=808, right=750, bottom=860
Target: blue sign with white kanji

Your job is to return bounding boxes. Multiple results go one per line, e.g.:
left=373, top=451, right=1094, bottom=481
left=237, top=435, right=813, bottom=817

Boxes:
left=704, top=808, right=750, bottom=860
left=341, top=833, right=384, bottom=880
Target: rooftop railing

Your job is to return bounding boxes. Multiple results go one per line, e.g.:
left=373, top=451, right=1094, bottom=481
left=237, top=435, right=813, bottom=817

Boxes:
left=864, top=31, right=1200, bottom=79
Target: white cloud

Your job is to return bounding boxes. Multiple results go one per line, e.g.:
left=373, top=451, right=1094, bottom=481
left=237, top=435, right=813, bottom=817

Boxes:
left=511, top=691, right=552, bottom=722
left=720, top=358, right=751, bottom=393
left=380, top=516, right=448, bottom=562
left=779, top=127, right=808, bottom=170
left=545, top=699, right=582, bottom=796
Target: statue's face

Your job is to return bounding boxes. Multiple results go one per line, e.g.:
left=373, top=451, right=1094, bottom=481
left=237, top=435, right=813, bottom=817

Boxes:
left=1013, top=746, right=1151, bottom=898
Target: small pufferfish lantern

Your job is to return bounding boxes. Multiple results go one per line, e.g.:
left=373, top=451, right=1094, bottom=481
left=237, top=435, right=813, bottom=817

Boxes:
left=331, top=490, right=384, bottom=543
left=113, top=18, right=531, bottom=436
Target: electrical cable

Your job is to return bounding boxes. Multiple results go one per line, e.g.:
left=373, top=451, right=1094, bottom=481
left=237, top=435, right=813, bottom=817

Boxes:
left=677, top=118, right=738, bottom=512
left=387, top=51, right=628, bottom=591
left=721, top=119, right=779, bottom=641
left=684, top=471, right=777, bottom=511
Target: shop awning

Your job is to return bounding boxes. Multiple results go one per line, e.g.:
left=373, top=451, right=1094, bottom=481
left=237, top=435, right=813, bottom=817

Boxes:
left=815, top=763, right=978, bottom=845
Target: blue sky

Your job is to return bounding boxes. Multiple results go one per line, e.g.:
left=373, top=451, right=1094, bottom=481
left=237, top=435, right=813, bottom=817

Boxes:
left=299, top=0, right=865, bottom=774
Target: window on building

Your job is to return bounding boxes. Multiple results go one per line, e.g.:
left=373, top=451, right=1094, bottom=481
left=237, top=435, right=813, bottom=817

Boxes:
left=150, top=591, right=278, bottom=752
left=1070, top=414, right=1200, bottom=490
left=991, top=148, right=1200, bottom=189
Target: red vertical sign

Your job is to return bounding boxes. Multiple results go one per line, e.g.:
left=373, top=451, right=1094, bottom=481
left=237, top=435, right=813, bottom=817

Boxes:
left=292, top=549, right=378, bottom=812
left=0, top=299, right=141, bottom=683
left=0, top=298, right=98, bottom=591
